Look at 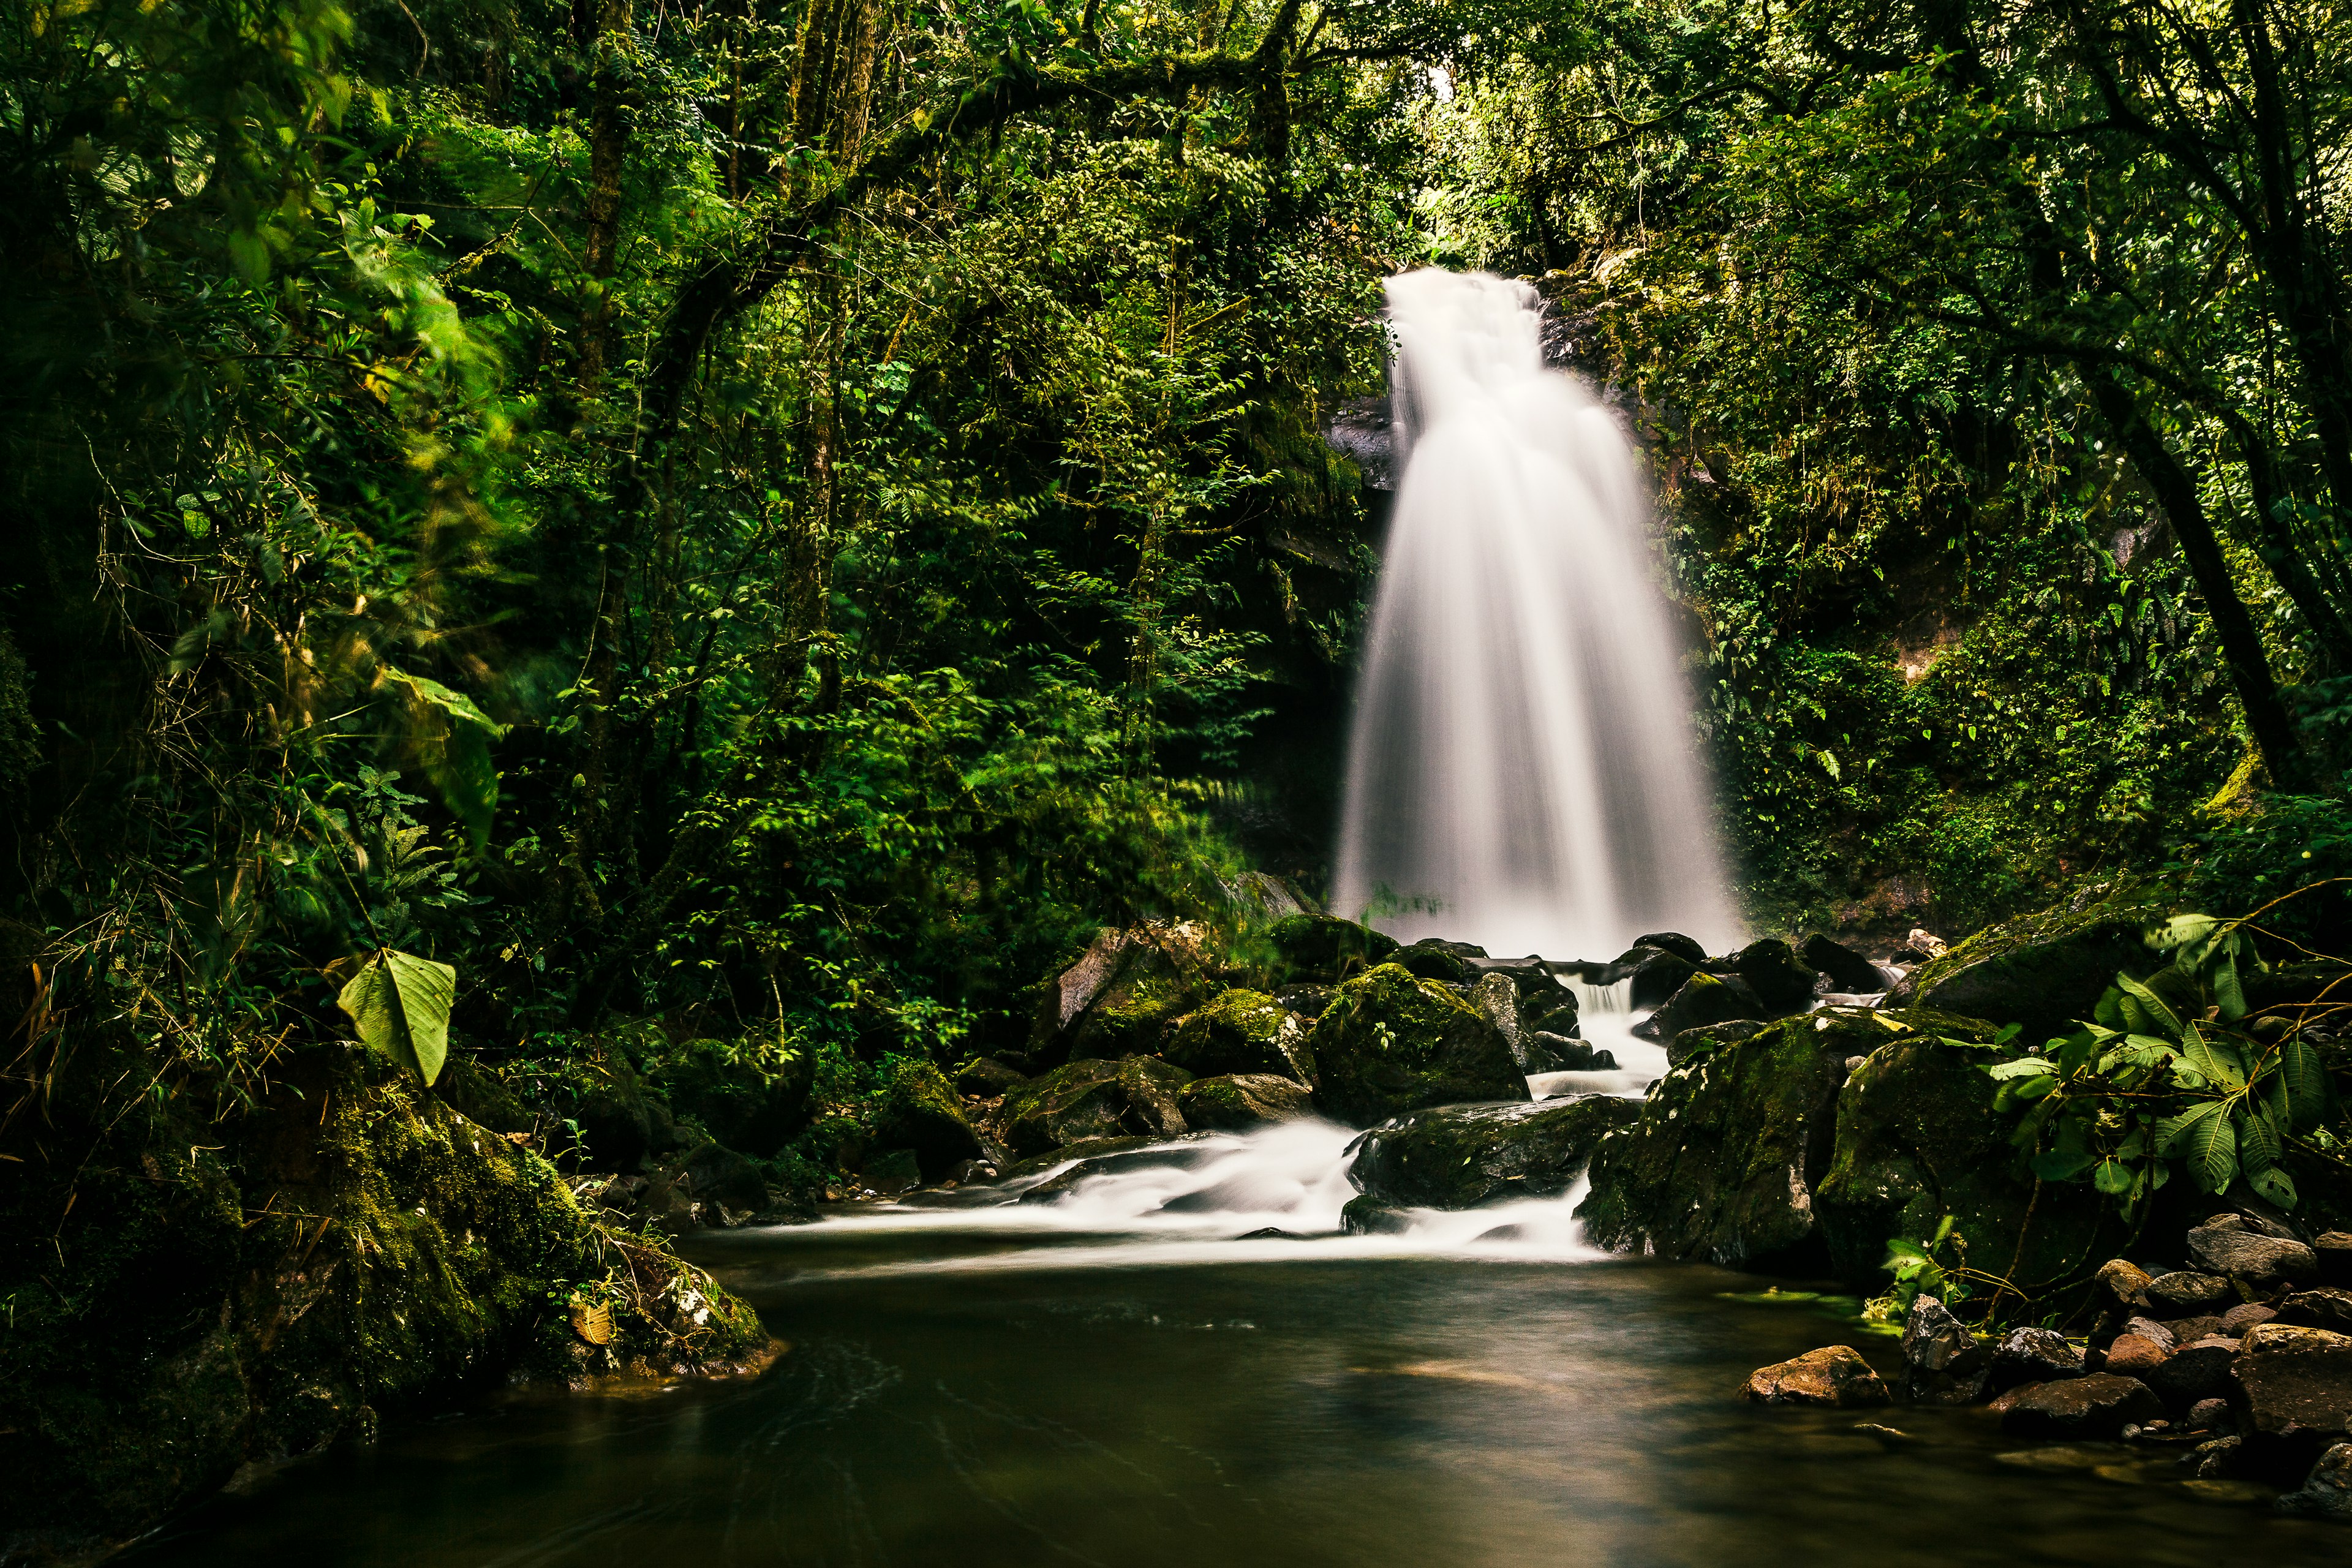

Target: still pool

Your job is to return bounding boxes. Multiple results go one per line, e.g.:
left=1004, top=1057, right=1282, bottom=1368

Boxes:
left=123, top=1193, right=2347, bottom=1568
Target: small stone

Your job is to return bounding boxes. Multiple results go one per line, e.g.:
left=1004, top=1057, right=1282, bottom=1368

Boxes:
left=2098, top=1258, right=2154, bottom=1308
left=2316, top=1233, right=2352, bottom=1287
left=2186, top=1398, right=2233, bottom=1431
left=2279, top=1441, right=2352, bottom=1518
left=2001, top=1373, right=2165, bottom=1439
left=2233, top=1323, right=2352, bottom=1436
left=2278, top=1287, right=2352, bottom=1335
left=1741, top=1345, right=1892, bottom=1408
left=2144, top=1336, right=2241, bottom=1413
left=2170, top=1315, right=2227, bottom=1344
left=2142, top=1270, right=2234, bottom=1317
left=1902, top=1294, right=1988, bottom=1374
left=2188, top=1221, right=2320, bottom=1284
left=2104, top=1333, right=2173, bottom=1378
left=2223, top=1302, right=2280, bottom=1337
left=2195, top=1435, right=2245, bottom=1479
left=1989, top=1327, right=2084, bottom=1393
left=2124, top=1316, right=2179, bottom=1351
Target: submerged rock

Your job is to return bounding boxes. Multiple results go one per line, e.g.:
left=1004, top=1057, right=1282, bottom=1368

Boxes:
left=1308, top=963, right=1527, bottom=1127
left=1165, top=989, right=1316, bottom=1082
left=2280, top=1442, right=2352, bottom=1518
left=1177, top=1073, right=1316, bottom=1130
left=1347, top=1096, right=1640, bottom=1210
left=1341, top=1194, right=1413, bottom=1235
left=1740, top=1346, right=1890, bottom=1408
left=991, top=1056, right=1193, bottom=1156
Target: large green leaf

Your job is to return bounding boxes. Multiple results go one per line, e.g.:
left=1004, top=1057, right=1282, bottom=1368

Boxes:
left=338, top=948, right=457, bottom=1086
left=2179, top=1023, right=2245, bottom=1091
left=2250, top=1166, right=2301, bottom=1210
left=2115, top=973, right=2183, bottom=1038
left=2159, top=1099, right=2238, bottom=1194
left=2284, top=1035, right=2332, bottom=1125
left=2237, top=1099, right=2282, bottom=1174
left=383, top=669, right=508, bottom=848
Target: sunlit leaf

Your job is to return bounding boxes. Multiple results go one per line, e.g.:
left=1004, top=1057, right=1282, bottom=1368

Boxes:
left=337, top=947, right=456, bottom=1085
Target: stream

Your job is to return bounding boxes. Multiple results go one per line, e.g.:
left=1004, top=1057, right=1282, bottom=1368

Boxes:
left=121, top=1005, right=2349, bottom=1567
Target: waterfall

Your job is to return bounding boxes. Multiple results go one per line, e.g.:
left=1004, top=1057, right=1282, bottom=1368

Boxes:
left=1334, top=269, right=1741, bottom=960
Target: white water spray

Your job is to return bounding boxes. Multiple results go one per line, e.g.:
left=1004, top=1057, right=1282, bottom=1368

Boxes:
left=1334, top=270, right=1740, bottom=960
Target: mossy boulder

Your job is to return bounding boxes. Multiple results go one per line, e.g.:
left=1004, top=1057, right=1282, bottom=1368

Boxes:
left=1623, top=948, right=1699, bottom=1009
left=1348, top=1095, right=1640, bottom=1209
left=1026, top=924, right=1221, bottom=1065
left=1308, top=963, right=1528, bottom=1126
left=1165, top=989, right=1317, bottom=1081
left=990, top=1056, right=1193, bottom=1156
left=641, top=1035, right=815, bottom=1159
left=1265, top=913, right=1400, bottom=985
left=1393, top=938, right=1485, bottom=986
left=1890, top=891, right=2165, bottom=1039
left=869, top=1061, right=986, bottom=1180
left=1723, top=938, right=1823, bottom=1011
left=1177, top=1073, right=1316, bottom=1129
left=1815, top=1033, right=2117, bottom=1289
left=1631, top=970, right=1769, bottom=1041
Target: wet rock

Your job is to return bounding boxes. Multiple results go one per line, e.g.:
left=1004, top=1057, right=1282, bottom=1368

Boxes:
left=954, top=1057, right=1028, bottom=1099
left=1527, top=1032, right=1618, bottom=1071
left=2316, top=1232, right=2352, bottom=1287
left=992, top=1056, right=1193, bottom=1156
left=2103, top=1333, right=2172, bottom=1379
left=1275, top=984, right=1336, bottom=1019
left=2186, top=1397, right=2233, bottom=1431
left=2278, top=1442, right=2352, bottom=1518
left=2143, top=1271, right=2234, bottom=1317
left=2171, top=1314, right=2228, bottom=1344
left=2194, top=1435, right=2246, bottom=1477
left=1740, top=1346, right=1891, bottom=1409
left=1990, top=1327, right=2085, bottom=1393
left=1469, top=970, right=1582, bottom=1073
left=1341, top=1194, right=1412, bottom=1235
left=1724, top=938, right=1825, bottom=1012
left=1348, top=1096, right=1640, bottom=1210
left=2188, top=1217, right=2320, bottom=1284
left=2000, top=1374, right=2165, bottom=1439
left=1634, top=931, right=1708, bottom=965
left=2232, top=1324, right=2352, bottom=1436
left=1631, top=971, right=1770, bottom=1041
left=998, top=1134, right=1166, bottom=1180
left=1393, top=938, right=1485, bottom=986
left=2278, top=1289, right=2352, bottom=1335
left=1665, top=1020, right=1763, bottom=1068
left=1886, top=893, right=2166, bottom=1039
left=1175, top=1073, right=1314, bottom=1131
left=2097, top=1259, right=2155, bottom=1310
left=2225, top=1302, right=2281, bottom=1337
left=1802, top=935, right=1890, bottom=995
left=2144, top=1336, right=2241, bottom=1414
left=869, top=1061, right=987, bottom=1182
left=1015, top=1137, right=1224, bottom=1204
left=1623, top=949, right=1698, bottom=1009
left=1165, top=989, right=1316, bottom=1082
left=1901, top=1294, right=1990, bottom=1404
left=1308, top=963, right=1527, bottom=1127
left=1028, top=923, right=1221, bottom=1064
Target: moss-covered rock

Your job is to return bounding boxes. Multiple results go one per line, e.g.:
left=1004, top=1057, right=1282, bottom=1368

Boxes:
left=1630, top=970, right=1770, bottom=1041
left=1308, top=963, right=1527, bottom=1126
left=1177, top=1073, right=1316, bottom=1129
left=1348, top=1095, right=1640, bottom=1208
left=1890, top=891, right=2165, bottom=1039
left=1815, top=1034, right=2117, bottom=1290
left=1724, top=938, right=1824, bottom=1011
left=989, top=1056, right=1193, bottom=1156
left=1265, top=913, right=1400, bottom=986
left=1468, top=966, right=1581, bottom=1072
left=869, top=1060, right=985, bottom=1180
left=1392, top=938, right=1485, bottom=986
left=640, top=1035, right=815, bottom=1159
left=1026, top=924, right=1222, bottom=1065
left=1165, top=989, right=1316, bottom=1081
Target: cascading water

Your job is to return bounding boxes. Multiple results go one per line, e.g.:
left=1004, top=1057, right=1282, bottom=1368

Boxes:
left=1334, top=268, right=1741, bottom=960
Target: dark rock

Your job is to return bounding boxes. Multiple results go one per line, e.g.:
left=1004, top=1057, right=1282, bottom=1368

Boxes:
left=644, top=1036, right=816, bottom=1159
left=1237, top=1226, right=1310, bottom=1240
left=1624, top=949, right=1699, bottom=1009
left=2172, top=1314, right=2228, bottom=1343
left=680, top=1142, right=769, bottom=1215
left=1393, top=938, right=1485, bottom=986
left=1665, top=1020, right=1764, bottom=1068
left=1887, top=894, right=2164, bottom=1041
left=1468, top=970, right=1581, bottom=1073
left=1348, top=1096, right=1640, bottom=1210
left=853, top=1148, right=921, bottom=1199
left=2278, top=1289, right=2352, bottom=1335
left=1015, top=1138, right=1224, bottom=1204
left=1527, top=1032, right=1618, bottom=1071
left=1308, top=963, right=1527, bottom=1127
left=2195, top=1435, right=2246, bottom=1477
left=2189, top=1218, right=2320, bottom=1284
left=1725, top=938, right=1825, bottom=1011
left=1341, top=1194, right=1412, bottom=1235
left=2143, top=1271, right=2235, bottom=1317
left=1631, top=971, right=1770, bottom=1041
left=1275, top=984, right=1335, bottom=1019
left=2124, top=1316, right=2179, bottom=1351
left=1265, top=914, right=1400, bottom=987
left=1028, top=923, right=1220, bottom=1064
left=2000, top=1374, right=2165, bottom=1439
left=2279, top=1442, right=2352, bottom=1518
left=1741, top=1346, right=1891, bottom=1408
left=2186, top=1397, right=2233, bottom=1432
left=1176, top=1073, right=1314, bottom=1131
left=1902, top=1294, right=1990, bottom=1404
left=2233, top=1324, right=2352, bottom=1436
left=2097, top=1258, right=2155, bottom=1310
left=2104, top=1333, right=2172, bottom=1379
left=954, top=1057, right=1028, bottom=1100
left=1634, top=931, right=1708, bottom=965
left=1989, top=1327, right=2085, bottom=1393
left=2316, top=1232, right=2352, bottom=1287
left=991, top=1057, right=1193, bottom=1156
left=998, top=1134, right=1165, bottom=1180
left=1803, top=935, right=1890, bottom=995
left=869, top=1061, right=987, bottom=1181
left=1165, top=989, right=1316, bottom=1082
left=2225, top=1302, right=2281, bottom=1337
left=2144, top=1336, right=2240, bottom=1414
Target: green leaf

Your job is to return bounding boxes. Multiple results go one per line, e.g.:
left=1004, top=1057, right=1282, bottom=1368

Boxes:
left=2179, top=1023, right=2245, bottom=1091
left=2092, top=1159, right=2135, bottom=1196
left=2249, top=1166, right=2300, bottom=1210
left=1985, top=1057, right=2057, bottom=1082
left=2213, top=951, right=2247, bottom=1022
left=383, top=669, right=508, bottom=848
left=2093, top=986, right=2127, bottom=1031
left=2114, top=972, right=2183, bottom=1038
left=2160, top=1099, right=2237, bottom=1194
left=337, top=948, right=456, bottom=1085
left=2283, top=1036, right=2331, bottom=1125
left=2237, top=1099, right=2282, bottom=1174
left=2031, top=1148, right=2098, bottom=1181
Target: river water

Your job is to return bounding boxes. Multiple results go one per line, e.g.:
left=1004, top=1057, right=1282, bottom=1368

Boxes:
left=125, top=1022, right=2348, bottom=1568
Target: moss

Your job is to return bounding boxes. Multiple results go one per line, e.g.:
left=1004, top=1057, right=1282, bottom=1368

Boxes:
left=1893, top=884, right=2168, bottom=1039
left=867, top=1060, right=982, bottom=1180
left=1165, top=989, right=1313, bottom=1080
left=1308, top=963, right=1525, bottom=1126
left=990, top=1057, right=1193, bottom=1155
left=1175, top=1074, right=1313, bottom=1129
left=1349, top=1096, right=1639, bottom=1208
